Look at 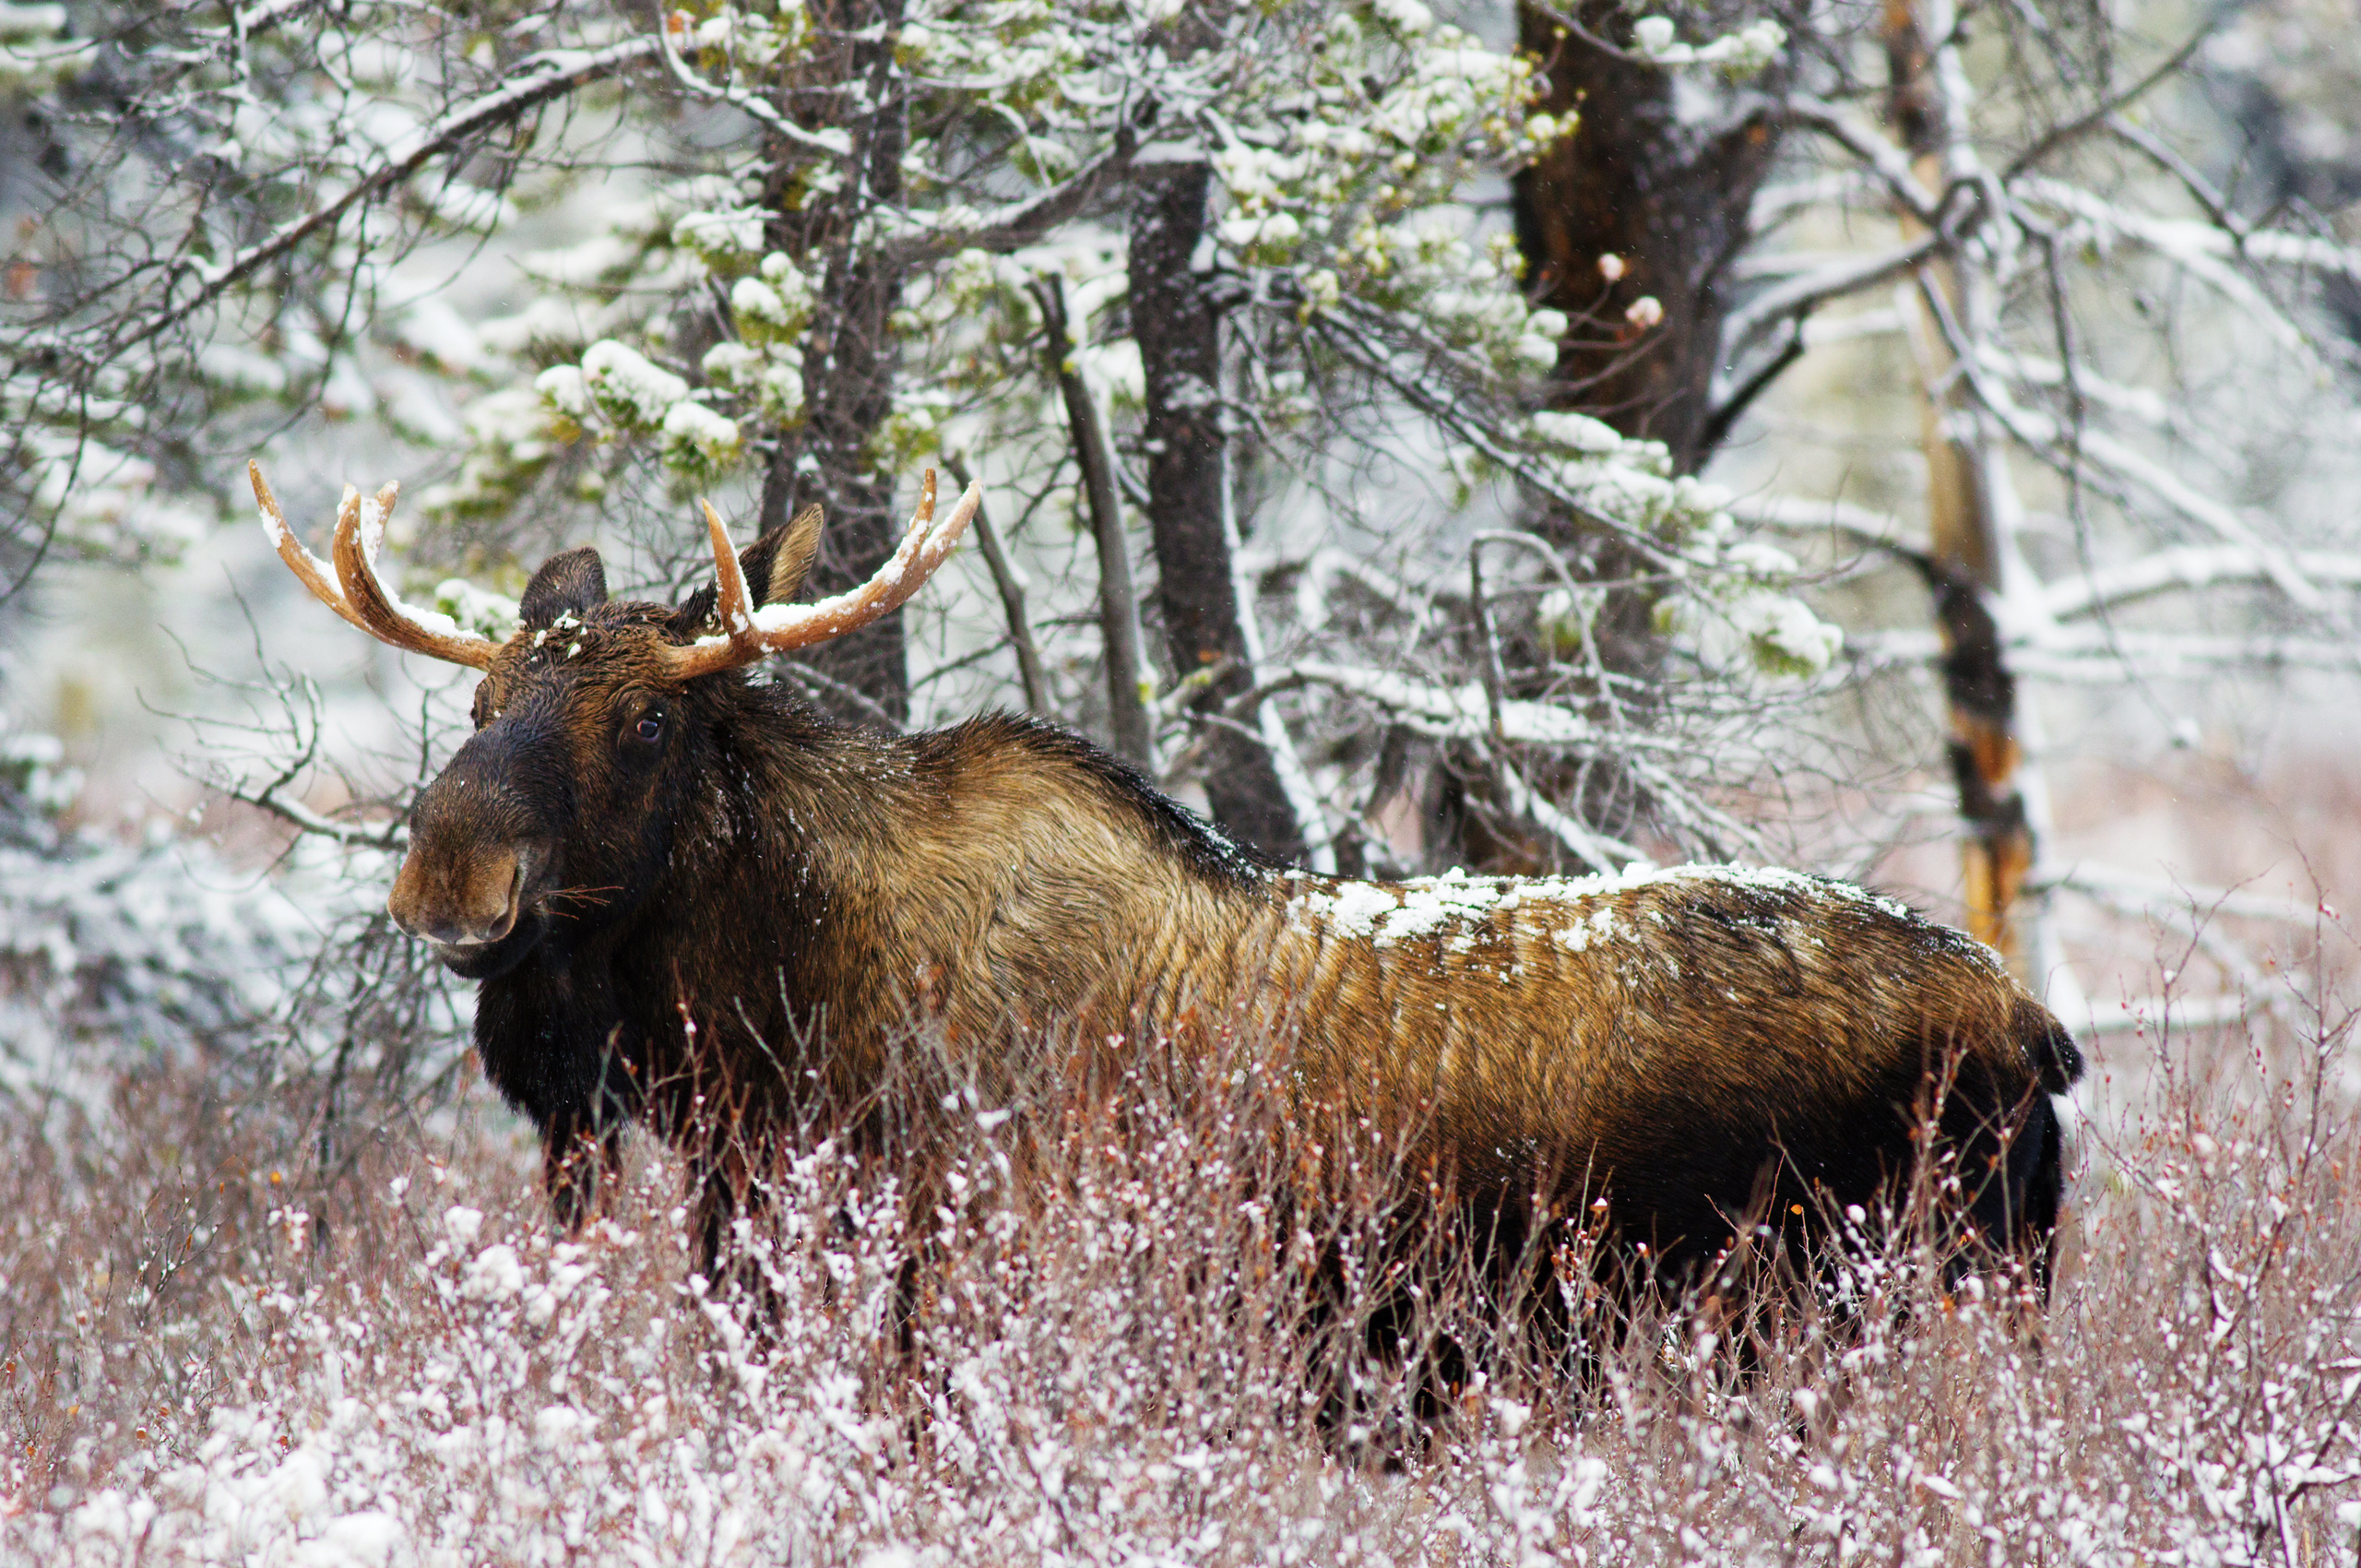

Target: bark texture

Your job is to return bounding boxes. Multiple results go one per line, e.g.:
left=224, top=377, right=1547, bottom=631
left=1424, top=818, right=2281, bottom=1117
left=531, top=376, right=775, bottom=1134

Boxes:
left=1513, top=2, right=1783, bottom=474
left=1883, top=0, right=2035, bottom=967
left=1436, top=5, right=1788, bottom=873
left=1130, top=157, right=1306, bottom=863
left=755, top=0, right=914, bottom=725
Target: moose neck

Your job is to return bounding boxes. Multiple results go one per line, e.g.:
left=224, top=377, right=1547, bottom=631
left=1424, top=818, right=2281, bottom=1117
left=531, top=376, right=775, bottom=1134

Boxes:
left=661, top=698, right=1283, bottom=1067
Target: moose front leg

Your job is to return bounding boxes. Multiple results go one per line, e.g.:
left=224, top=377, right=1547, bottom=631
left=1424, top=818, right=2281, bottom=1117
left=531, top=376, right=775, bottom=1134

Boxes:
left=473, top=967, right=640, bottom=1233
left=686, top=1142, right=786, bottom=1327
left=542, top=1114, right=626, bottom=1234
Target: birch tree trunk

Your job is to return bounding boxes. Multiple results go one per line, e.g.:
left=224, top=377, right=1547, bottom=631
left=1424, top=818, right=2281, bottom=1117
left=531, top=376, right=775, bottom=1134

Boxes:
left=1882, top=0, right=2047, bottom=974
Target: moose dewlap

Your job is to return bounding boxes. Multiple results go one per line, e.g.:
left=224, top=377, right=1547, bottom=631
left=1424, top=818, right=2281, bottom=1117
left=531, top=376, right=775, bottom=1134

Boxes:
left=253, top=461, right=2082, bottom=1297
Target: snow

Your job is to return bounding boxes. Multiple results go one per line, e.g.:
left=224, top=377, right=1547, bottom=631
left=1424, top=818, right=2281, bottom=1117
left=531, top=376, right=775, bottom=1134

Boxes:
left=352, top=489, right=386, bottom=564
left=1630, top=15, right=1787, bottom=73
left=0, top=800, right=368, bottom=1131
left=580, top=339, right=690, bottom=428
left=1286, top=862, right=1927, bottom=954
left=701, top=341, right=763, bottom=385
left=534, top=364, right=593, bottom=421
left=672, top=206, right=766, bottom=269
left=659, top=401, right=742, bottom=469
left=729, top=276, right=794, bottom=328
left=460, top=1243, right=526, bottom=1301
left=430, top=579, right=522, bottom=641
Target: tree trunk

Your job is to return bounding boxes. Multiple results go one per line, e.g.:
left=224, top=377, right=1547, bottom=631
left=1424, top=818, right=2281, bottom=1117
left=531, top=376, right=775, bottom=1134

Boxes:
left=1431, top=3, right=1786, bottom=873
left=1034, top=275, right=1154, bottom=766
left=1882, top=0, right=2040, bottom=972
left=754, top=0, right=912, bottom=726
left=1130, top=157, right=1307, bottom=863
left=1513, top=2, right=1783, bottom=475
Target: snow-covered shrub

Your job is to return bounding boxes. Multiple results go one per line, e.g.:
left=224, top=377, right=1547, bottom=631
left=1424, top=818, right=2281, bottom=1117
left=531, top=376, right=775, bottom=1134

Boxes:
left=6, top=986, right=2358, bottom=1565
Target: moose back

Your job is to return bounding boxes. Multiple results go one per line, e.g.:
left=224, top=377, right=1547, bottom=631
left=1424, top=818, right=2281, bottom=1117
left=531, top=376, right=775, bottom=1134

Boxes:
left=253, top=463, right=2082, bottom=1295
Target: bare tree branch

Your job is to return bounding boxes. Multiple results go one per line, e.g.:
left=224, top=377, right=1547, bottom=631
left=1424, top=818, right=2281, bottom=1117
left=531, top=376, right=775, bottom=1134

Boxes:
left=15, top=36, right=663, bottom=377
left=944, top=454, right=1049, bottom=715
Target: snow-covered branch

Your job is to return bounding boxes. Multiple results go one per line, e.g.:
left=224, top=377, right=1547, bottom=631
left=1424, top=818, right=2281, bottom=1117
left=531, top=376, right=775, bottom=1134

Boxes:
left=1721, top=233, right=1946, bottom=355
left=1779, top=98, right=1940, bottom=223
left=879, top=115, right=1147, bottom=267
left=1852, top=627, right=2361, bottom=678
left=2044, top=547, right=2361, bottom=620
left=229, top=778, right=409, bottom=850
left=16, top=36, right=663, bottom=375
left=1309, top=306, right=1681, bottom=569
left=1723, top=493, right=1926, bottom=557
left=653, top=15, right=853, bottom=156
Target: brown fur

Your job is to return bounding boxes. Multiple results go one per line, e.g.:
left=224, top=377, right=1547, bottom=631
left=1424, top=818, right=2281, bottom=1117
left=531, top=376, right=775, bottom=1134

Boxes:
left=381, top=523, right=2082, bottom=1301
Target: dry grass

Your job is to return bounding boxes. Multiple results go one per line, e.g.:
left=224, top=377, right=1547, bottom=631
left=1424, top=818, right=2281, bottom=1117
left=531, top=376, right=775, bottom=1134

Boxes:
left=5, top=994, right=2359, bottom=1566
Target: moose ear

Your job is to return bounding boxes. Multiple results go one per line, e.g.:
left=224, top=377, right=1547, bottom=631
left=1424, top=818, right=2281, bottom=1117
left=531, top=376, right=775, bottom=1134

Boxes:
left=519, top=547, right=609, bottom=625
left=739, top=504, right=825, bottom=607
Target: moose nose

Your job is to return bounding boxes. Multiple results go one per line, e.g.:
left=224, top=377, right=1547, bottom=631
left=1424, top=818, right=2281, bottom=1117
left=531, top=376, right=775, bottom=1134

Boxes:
left=387, top=844, right=528, bottom=949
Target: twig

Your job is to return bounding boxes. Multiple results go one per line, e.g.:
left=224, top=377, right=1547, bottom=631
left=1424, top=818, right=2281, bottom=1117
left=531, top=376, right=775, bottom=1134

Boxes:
left=880, top=110, right=1150, bottom=267
left=1032, top=272, right=1154, bottom=765
left=778, top=659, right=905, bottom=732
left=1720, top=232, right=1946, bottom=356
left=19, top=35, right=663, bottom=374
left=1701, top=315, right=1808, bottom=451
left=1780, top=98, right=1942, bottom=223
left=1467, top=541, right=1509, bottom=744
left=219, top=678, right=409, bottom=849
left=2001, top=16, right=2225, bottom=181
left=1523, top=0, right=1656, bottom=68
left=653, top=10, right=852, bottom=156
left=1306, top=306, right=1679, bottom=570
left=944, top=455, right=1049, bottom=715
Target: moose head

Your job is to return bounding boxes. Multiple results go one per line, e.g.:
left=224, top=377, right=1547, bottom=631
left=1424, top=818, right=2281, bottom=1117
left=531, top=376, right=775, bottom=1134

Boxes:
left=249, top=462, right=976, bottom=983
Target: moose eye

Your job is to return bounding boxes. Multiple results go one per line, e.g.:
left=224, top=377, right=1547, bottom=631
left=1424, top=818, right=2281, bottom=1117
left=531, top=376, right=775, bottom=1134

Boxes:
left=634, top=715, right=664, bottom=744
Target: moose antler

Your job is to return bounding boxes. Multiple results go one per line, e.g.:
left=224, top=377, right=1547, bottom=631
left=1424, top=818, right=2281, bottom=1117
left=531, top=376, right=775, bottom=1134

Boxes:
left=250, top=461, right=501, bottom=670
left=659, top=468, right=981, bottom=682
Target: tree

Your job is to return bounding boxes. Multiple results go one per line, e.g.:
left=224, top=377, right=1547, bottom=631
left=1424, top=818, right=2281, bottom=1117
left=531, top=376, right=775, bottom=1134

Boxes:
left=11, top=0, right=2353, bottom=1037
left=7, top=0, right=1801, bottom=868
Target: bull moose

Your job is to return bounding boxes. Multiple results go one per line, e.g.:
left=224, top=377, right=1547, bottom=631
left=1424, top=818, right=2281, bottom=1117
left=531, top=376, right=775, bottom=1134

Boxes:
left=253, top=461, right=2082, bottom=1310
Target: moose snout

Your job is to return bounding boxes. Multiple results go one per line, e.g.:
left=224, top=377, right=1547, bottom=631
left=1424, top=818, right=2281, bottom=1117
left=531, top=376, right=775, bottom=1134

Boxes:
left=388, top=843, right=531, bottom=950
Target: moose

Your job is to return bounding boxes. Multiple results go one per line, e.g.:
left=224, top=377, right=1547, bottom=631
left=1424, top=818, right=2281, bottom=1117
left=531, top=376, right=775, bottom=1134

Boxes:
left=253, top=460, right=2082, bottom=1312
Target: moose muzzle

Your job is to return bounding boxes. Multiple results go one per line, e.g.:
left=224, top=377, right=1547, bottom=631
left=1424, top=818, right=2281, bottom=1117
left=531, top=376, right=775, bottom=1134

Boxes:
left=386, top=729, right=563, bottom=975
left=387, top=841, right=531, bottom=953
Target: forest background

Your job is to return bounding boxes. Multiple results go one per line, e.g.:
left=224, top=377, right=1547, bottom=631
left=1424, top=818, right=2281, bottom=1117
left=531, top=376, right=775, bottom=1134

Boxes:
left=5, top=0, right=2361, bottom=1561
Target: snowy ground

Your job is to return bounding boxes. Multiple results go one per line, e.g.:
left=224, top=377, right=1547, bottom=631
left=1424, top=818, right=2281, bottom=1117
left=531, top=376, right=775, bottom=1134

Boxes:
left=3, top=938, right=2357, bottom=1564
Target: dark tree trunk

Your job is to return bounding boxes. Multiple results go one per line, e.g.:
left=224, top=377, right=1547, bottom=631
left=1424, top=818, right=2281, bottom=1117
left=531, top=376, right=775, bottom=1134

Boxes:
left=1130, top=158, right=1306, bottom=864
left=755, top=0, right=912, bottom=726
left=1512, top=2, right=1784, bottom=475
left=1415, top=4, right=1791, bottom=873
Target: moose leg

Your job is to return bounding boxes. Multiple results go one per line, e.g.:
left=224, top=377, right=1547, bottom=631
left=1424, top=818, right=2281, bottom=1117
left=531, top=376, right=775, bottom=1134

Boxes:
left=542, top=1114, right=625, bottom=1234
left=476, top=967, right=637, bottom=1233
left=686, top=1142, right=784, bottom=1330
